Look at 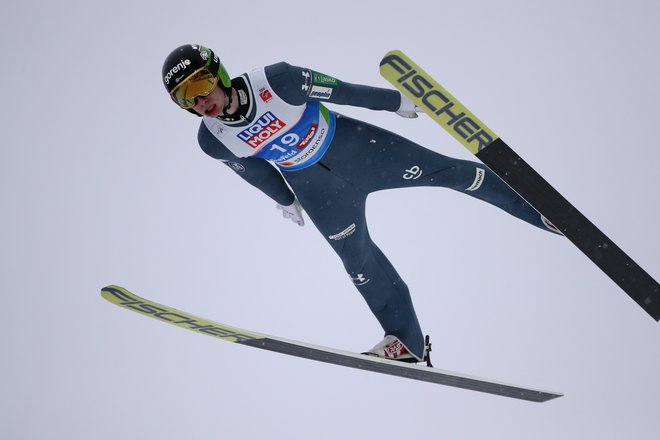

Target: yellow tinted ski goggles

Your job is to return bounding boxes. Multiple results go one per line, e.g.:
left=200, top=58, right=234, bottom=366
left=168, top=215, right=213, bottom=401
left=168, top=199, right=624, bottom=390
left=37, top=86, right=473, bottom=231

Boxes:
left=169, top=67, right=219, bottom=109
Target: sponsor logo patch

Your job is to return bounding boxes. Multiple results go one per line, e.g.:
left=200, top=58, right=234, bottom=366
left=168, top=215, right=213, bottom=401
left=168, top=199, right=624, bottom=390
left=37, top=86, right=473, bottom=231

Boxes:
left=466, top=168, right=485, bottom=191
left=226, top=161, right=246, bottom=173
left=350, top=273, right=370, bottom=286
left=313, top=72, right=338, bottom=86
left=211, top=123, right=225, bottom=137
left=164, top=59, right=192, bottom=85
left=309, top=85, right=333, bottom=100
left=259, top=88, right=273, bottom=103
left=280, top=127, right=327, bottom=167
left=403, top=165, right=423, bottom=180
left=329, top=223, right=356, bottom=241
left=301, top=70, right=312, bottom=92
left=384, top=340, right=406, bottom=358
left=237, top=112, right=287, bottom=149
left=296, top=123, right=318, bottom=150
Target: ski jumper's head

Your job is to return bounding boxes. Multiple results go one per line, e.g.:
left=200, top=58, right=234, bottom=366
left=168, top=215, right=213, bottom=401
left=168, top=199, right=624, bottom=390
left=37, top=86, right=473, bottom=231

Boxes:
left=162, top=44, right=232, bottom=117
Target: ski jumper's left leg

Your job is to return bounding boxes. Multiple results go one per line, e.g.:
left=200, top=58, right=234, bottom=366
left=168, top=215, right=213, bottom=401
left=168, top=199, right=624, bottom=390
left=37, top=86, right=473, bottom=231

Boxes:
left=321, top=115, right=559, bottom=233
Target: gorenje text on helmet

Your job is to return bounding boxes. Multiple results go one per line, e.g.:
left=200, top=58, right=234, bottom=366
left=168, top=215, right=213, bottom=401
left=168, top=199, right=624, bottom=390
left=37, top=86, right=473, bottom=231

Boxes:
left=164, top=59, right=192, bottom=85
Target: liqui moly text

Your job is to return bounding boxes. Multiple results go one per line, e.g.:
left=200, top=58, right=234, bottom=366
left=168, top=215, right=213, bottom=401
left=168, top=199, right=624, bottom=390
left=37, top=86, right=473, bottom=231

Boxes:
left=237, top=112, right=287, bottom=149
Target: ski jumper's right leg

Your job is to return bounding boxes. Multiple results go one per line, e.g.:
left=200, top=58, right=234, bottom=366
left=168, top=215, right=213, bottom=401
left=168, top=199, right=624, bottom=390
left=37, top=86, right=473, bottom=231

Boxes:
left=283, top=165, right=426, bottom=360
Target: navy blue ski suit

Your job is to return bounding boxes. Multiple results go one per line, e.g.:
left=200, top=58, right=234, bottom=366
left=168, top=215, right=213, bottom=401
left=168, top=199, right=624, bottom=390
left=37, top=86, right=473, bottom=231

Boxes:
left=197, top=62, right=555, bottom=359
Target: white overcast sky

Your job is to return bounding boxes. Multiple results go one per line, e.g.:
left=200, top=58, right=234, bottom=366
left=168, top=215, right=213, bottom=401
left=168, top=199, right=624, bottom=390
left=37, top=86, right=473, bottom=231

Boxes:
left=2, top=0, right=659, bottom=439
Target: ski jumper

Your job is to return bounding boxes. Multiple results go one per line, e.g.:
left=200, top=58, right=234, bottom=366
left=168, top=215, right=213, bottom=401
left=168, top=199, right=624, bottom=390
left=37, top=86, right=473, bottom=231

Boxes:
left=198, top=62, right=555, bottom=359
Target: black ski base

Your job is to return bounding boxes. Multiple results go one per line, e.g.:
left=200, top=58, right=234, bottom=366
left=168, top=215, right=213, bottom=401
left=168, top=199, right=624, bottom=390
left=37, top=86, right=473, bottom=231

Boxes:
left=476, top=139, right=660, bottom=320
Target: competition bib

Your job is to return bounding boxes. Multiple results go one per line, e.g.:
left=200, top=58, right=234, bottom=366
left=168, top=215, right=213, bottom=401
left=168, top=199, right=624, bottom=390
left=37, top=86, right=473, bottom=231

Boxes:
left=203, top=68, right=336, bottom=171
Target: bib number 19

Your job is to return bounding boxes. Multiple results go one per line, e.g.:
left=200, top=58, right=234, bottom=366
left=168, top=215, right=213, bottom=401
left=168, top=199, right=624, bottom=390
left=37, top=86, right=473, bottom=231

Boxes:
left=269, top=133, right=301, bottom=153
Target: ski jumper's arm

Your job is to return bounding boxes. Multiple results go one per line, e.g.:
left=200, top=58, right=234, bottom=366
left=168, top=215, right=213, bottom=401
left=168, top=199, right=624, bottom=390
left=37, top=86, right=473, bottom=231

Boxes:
left=197, top=126, right=295, bottom=206
left=264, top=61, right=404, bottom=111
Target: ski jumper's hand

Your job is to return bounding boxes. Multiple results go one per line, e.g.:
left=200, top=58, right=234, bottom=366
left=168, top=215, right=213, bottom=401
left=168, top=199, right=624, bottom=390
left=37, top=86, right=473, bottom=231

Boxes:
left=276, top=198, right=305, bottom=227
left=395, top=92, right=421, bottom=118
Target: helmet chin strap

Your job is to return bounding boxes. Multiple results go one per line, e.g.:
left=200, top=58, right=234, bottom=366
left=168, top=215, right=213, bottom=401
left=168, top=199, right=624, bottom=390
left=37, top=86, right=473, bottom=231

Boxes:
left=221, top=87, right=234, bottom=116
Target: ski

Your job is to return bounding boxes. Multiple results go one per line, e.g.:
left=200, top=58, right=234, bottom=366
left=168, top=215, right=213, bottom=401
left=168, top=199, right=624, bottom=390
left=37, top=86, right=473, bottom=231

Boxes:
left=380, top=50, right=659, bottom=320
left=101, top=285, right=562, bottom=402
